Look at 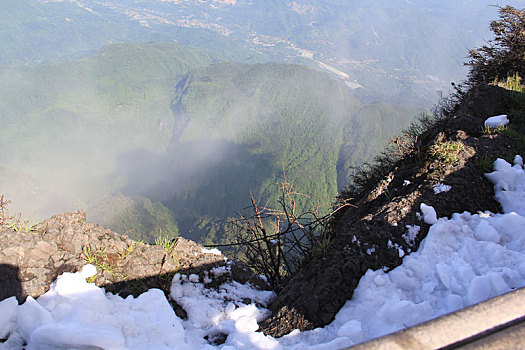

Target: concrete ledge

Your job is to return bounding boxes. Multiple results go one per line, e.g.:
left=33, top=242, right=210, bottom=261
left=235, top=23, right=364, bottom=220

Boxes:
left=349, top=287, right=525, bottom=349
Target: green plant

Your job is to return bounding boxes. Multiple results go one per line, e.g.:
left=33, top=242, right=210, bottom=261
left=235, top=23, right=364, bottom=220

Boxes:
left=8, top=221, right=35, bottom=233
left=492, top=72, right=525, bottom=92
left=155, top=235, right=177, bottom=253
left=118, top=242, right=140, bottom=259
left=429, top=141, right=464, bottom=164
left=155, top=234, right=179, bottom=267
left=309, top=233, right=334, bottom=258
left=482, top=124, right=509, bottom=135
left=82, top=245, right=117, bottom=276
left=477, top=154, right=495, bottom=173
left=9, top=221, right=35, bottom=232
left=499, top=127, right=525, bottom=156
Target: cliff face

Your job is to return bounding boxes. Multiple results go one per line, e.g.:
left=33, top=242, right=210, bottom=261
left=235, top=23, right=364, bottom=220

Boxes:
left=261, top=83, right=525, bottom=336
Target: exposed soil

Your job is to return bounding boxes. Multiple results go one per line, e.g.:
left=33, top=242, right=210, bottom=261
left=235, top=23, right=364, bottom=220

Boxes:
left=261, top=84, right=524, bottom=337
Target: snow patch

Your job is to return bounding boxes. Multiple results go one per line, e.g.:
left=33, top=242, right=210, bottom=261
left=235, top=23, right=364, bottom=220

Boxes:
left=420, top=203, right=438, bottom=224
left=485, top=157, right=525, bottom=216
left=403, top=225, right=420, bottom=246
left=202, top=247, right=222, bottom=255
left=433, top=183, right=451, bottom=194
left=484, top=114, right=509, bottom=128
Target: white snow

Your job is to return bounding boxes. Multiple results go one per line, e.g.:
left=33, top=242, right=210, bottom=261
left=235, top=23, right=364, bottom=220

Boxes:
left=202, top=247, right=223, bottom=256
left=485, top=158, right=525, bottom=216
left=433, top=183, right=451, bottom=194
left=484, top=114, right=509, bottom=128
left=420, top=203, right=438, bottom=224
left=388, top=240, right=405, bottom=258
left=2, top=156, right=525, bottom=349
left=169, top=273, right=276, bottom=348
left=515, top=155, right=523, bottom=167
left=402, top=225, right=420, bottom=246
left=211, top=265, right=230, bottom=277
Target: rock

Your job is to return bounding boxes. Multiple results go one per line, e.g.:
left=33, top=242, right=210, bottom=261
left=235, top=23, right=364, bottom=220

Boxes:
left=0, top=208, right=268, bottom=331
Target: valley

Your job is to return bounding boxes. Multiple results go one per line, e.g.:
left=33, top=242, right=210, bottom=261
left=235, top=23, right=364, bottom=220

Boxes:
left=1, top=0, right=519, bottom=244
left=4, top=0, right=523, bottom=106
left=0, top=42, right=419, bottom=243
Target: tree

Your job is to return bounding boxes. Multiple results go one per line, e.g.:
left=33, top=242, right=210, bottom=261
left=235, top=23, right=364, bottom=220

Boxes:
left=466, top=6, right=525, bottom=83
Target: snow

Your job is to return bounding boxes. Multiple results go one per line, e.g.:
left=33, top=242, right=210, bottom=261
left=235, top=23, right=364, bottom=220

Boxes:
left=485, top=157, right=525, bottom=216
left=402, top=225, right=420, bottom=246
left=0, top=297, right=17, bottom=339
left=211, top=266, right=230, bottom=277
left=484, top=114, right=509, bottom=128
left=202, top=247, right=223, bottom=255
left=433, top=183, right=451, bottom=194
left=2, top=156, right=525, bottom=349
left=420, top=203, right=438, bottom=224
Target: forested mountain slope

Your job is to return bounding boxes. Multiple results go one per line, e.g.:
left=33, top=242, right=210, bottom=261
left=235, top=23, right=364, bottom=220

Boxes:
left=117, top=62, right=419, bottom=241
left=0, top=42, right=218, bottom=237
left=4, top=0, right=524, bottom=106
left=0, top=43, right=419, bottom=243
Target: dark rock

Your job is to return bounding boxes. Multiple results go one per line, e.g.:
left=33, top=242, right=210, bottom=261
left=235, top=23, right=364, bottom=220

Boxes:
left=0, top=264, right=23, bottom=303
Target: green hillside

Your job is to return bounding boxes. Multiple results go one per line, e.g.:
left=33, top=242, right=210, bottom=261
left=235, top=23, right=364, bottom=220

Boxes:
left=119, top=62, right=419, bottom=241
left=0, top=42, right=218, bottom=230
left=0, top=43, right=418, bottom=243
left=0, top=0, right=259, bottom=66
left=0, top=0, right=145, bottom=65
left=3, top=0, right=520, bottom=107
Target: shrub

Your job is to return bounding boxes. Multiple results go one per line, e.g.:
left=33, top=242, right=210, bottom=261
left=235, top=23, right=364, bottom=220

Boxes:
left=0, top=195, right=34, bottom=232
left=215, top=172, right=350, bottom=290
left=466, top=6, right=525, bottom=84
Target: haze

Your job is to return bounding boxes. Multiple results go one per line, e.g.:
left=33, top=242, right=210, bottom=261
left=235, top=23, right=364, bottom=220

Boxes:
left=0, top=0, right=521, bottom=243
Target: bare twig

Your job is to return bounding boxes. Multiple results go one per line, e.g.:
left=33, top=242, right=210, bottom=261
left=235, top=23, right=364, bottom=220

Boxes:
left=213, top=172, right=353, bottom=290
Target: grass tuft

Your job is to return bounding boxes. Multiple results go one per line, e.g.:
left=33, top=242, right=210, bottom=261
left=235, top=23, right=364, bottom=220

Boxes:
left=155, top=234, right=179, bottom=267
left=82, top=245, right=117, bottom=277
left=429, top=141, right=464, bottom=164
left=492, top=72, right=524, bottom=93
